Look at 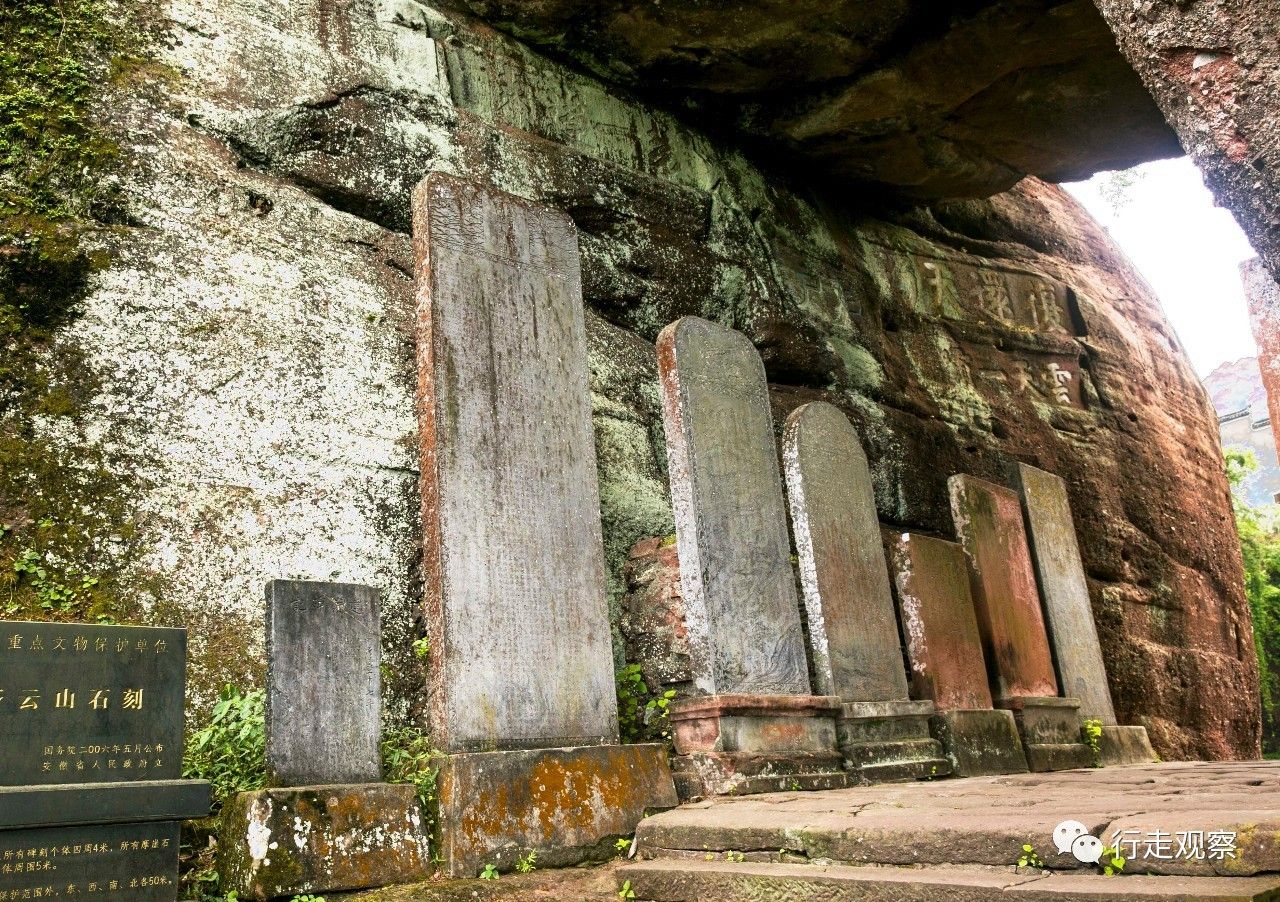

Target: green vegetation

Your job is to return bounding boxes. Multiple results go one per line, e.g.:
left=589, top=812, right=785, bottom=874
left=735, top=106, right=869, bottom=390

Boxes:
left=181, top=686, right=268, bottom=809
left=1082, top=717, right=1103, bottom=767
left=1226, top=449, right=1280, bottom=754
left=479, top=863, right=499, bottom=880
left=0, top=0, right=150, bottom=628
left=515, top=850, right=537, bottom=873
left=1016, top=843, right=1044, bottom=870
left=615, top=664, right=677, bottom=745
left=1100, top=845, right=1125, bottom=877
left=380, top=724, right=443, bottom=817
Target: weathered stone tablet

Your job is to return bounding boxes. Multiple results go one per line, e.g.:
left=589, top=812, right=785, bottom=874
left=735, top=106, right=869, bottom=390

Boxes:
left=266, top=580, right=381, bottom=785
left=948, top=474, right=1059, bottom=703
left=888, top=532, right=993, bottom=711
left=656, top=316, right=809, bottom=696
left=413, top=172, right=618, bottom=752
left=782, top=401, right=908, bottom=701
left=1014, top=464, right=1116, bottom=724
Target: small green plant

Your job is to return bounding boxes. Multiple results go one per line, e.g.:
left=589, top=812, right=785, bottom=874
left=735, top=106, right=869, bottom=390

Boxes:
left=615, top=665, right=678, bottom=745
left=515, top=850, right=537, bottom=873
left=1082, top=718, right=1103, bottom=766
left=182, top=685, right=267, bottom=808
left=412, top=636, right=430, bottom=660
left=290, top=895, right=325, bottom=902
left=618, top=879, right=636, bottom=899
left=479, top=863, right=499, bottom=880
left=725, top=850, right=745, bottom=862
left=1017, top=844, right=1044, bottom=869
left=615, top=836, right=633, bottom=855
left=381, top=725, right=442, bottom=832
left=1100, top=845, right=1126, bottom=876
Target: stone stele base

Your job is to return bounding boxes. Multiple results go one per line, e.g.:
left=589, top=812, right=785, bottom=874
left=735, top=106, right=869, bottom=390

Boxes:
left=839, top=700, right=952, bottom=783
left=1001, top=695, right=1095, bottom=772
left=668, top=694, right=848, bottom=799
left=435, top=742, right=677, bottom=878
left=929, top=708, right=1029, bottom=777
left=219, top=783, right=431, bottom=901
left=1098, top=724, right=1158, bottom=766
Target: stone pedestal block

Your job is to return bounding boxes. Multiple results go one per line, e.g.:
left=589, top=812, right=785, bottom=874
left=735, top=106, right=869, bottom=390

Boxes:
left=219, top=784, right=431, bottom=900
left=929, top=709, right=1028, bottom=777
left=668, top=695, right=847, bottom=798
left=1002, top=695, right=1094, bottom=772
left=1098, top=724, right=1158, bottom=766
left=435, top=743, right=677, bottom=878
left=839, top=700, right=951, bottom=783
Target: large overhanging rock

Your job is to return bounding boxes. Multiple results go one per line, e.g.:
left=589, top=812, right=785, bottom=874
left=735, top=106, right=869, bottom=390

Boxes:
left=462, top=0, right=1182, bottom=197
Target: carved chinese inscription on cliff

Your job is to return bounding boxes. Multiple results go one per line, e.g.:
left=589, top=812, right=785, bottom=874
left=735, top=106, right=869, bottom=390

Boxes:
left=0, top=623, right=185, bottom=785
left=908, top=254, right=1074, bottom=336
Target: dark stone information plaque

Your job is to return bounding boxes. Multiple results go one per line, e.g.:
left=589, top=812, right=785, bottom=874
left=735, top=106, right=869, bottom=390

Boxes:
left=0, top=620, right=208, bottom=902
left=0, top=822, right=179, bottom=901
left=0, top=622, right=185, bottom=786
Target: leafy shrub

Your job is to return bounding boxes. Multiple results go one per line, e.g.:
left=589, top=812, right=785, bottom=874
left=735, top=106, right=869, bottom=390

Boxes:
left=182, top=685, right=267, bottom=808
left=615, top=664, right=677, bottom=745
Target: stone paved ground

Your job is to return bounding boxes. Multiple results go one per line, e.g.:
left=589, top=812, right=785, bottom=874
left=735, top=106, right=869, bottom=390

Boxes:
left=357, top=762, right=1280, bottom=900
left=635, top=761, right=1280, bottom=878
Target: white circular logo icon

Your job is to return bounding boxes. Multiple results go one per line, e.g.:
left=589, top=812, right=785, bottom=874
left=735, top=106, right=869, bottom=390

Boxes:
left=1071, top=834, right=1104, bottom=864
left=1053, top=820, right=1090, bottom=854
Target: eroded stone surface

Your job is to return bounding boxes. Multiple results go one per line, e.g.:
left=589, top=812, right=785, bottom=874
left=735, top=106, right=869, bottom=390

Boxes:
left=657, top=317, right=809, bottom=697
left=219, top=784, right=431, bottom=900
left=783, top=401, right=909, bottom=702
left=266, top=580, right=381, bottom=785
left=435, top=744, right=677, bottom=878
left=1015, top=465, right=1116, bottom=724
left=888, top=532, right=993, bottom=712
left=412, top=174, right=617, bottom=753
left=949, top=475, right=1059, bottom=704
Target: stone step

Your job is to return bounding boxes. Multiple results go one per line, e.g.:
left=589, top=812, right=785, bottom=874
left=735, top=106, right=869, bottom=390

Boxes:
left=617, top=859, right=1280, bottom=901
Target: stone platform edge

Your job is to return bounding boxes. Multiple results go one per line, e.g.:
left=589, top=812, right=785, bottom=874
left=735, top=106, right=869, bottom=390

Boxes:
left=436, top=742, right=677, bottom=878
left=0, top=780, right=211, bottom=829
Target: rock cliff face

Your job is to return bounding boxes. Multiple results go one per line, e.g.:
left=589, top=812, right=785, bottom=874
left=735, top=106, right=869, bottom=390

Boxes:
left=461, top=0, right=1183, bottom=197
left=0, top=0, right=1258, bottom=756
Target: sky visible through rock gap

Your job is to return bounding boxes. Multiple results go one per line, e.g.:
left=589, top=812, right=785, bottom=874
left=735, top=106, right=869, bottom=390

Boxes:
left=1065, top=156, right=1258, bottom=378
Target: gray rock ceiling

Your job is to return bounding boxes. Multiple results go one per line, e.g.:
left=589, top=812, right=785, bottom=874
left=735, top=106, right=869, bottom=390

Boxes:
left=461, top=0, right=1184, bottom=198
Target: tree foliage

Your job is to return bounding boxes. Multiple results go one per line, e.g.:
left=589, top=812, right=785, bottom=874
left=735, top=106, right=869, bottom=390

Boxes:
left=1226, top=448, right=1280, bottom=754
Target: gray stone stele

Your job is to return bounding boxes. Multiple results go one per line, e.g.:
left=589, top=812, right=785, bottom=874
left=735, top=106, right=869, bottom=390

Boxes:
left=657, top=316, right=810, bottom=696
left=413, top=173, right=618, bottom=752
left=266, top=580, right=382, bottom=785
left=1015, top=463, right=1118, bottom=724
left=782, top=401, right=909, bottom=701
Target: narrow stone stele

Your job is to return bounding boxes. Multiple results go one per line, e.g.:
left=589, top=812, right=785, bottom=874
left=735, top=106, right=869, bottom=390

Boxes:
left=1015, top=463, right=1156, bottom=765
left=221, top=581, right=431, bottom=899
left=413, top=173, right=676, bottom=874
left=266, top=579, right=382, bottom=786
left=888, top=532, right=1028, bottom=777
left=782, top=401, right=950, bottom=783
left=658, top=316, right=845, bottom=798
left=948, top=474, right=1094, bottom=772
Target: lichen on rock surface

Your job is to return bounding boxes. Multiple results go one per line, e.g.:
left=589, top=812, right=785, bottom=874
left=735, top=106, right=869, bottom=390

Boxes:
left=0, top=0, right=1259, bottom=761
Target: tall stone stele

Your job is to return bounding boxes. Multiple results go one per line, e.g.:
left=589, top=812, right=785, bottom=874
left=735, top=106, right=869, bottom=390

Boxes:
left=1014, top=463, right=1156, bottom=765
left=887, top=533, right=1029, bottom=777
left=220, top=580, right=432, bottom=900
left=782, top=401, right=950, bottom=782
left=656, top=316, right=846, bottom=798
left=948, top=474, right=1094, bottom=771
left=412, top=173, right=676, bottom=875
